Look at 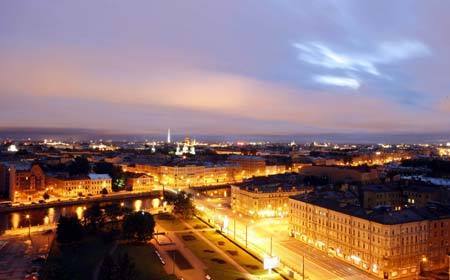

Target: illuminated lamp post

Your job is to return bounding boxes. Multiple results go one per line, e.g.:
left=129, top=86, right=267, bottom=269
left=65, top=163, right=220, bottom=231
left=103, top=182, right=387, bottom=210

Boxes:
left=25, top=214, right=31, bottom=239
left=420, top=256, right=428, bottom=275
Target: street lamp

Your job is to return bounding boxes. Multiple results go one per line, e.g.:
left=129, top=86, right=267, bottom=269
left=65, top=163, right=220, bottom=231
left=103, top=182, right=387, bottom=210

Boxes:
left=420, top=256, right=428, bottom=275
left=25, top=214, right=31, bottom=239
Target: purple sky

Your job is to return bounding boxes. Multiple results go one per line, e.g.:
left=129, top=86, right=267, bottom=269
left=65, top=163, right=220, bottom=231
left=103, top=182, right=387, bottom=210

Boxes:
left=0, top=1, right=449, bottom=135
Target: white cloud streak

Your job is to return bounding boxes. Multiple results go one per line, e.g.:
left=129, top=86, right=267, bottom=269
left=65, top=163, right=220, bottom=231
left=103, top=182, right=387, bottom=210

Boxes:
left=314, top=75, right=360, bottom=89
left=293, top=40, right=430, bottom=89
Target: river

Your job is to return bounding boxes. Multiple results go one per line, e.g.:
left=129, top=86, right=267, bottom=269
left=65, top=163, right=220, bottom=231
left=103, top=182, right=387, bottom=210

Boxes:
left=0, top=195, right=163, bottom=233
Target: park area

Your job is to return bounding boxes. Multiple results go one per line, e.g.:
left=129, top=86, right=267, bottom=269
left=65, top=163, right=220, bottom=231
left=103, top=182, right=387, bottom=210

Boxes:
left=43, top=235, right=175, bottom=280
left=43, top=235, right=114, bottom=279
left=113, top=243, right=176, bottom=280
left=155, top=213, right=206, bottom=231
left=176, top=219, right=283, bottom=280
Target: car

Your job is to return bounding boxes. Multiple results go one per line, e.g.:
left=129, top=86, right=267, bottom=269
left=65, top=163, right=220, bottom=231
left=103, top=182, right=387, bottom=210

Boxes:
left=38, top=200, right=45, bottom=204
left=24, top=274, right=38, bottom=280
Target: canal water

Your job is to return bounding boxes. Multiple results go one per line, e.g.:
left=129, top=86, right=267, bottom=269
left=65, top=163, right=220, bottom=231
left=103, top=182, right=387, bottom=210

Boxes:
left=0, top=196, right=162, bottom=233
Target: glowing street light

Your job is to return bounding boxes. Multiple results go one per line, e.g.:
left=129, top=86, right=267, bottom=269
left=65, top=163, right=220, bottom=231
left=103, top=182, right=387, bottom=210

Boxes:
left=25, top=214, right=31, bottom=238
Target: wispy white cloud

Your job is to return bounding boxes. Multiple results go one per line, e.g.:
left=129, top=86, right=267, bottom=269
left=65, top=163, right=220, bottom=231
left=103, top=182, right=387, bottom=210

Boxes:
left=293, top=40, right=430, bottom=89
left=293, top=42, right=380, bottom=75
left=314, top=75, right=360, bottom=89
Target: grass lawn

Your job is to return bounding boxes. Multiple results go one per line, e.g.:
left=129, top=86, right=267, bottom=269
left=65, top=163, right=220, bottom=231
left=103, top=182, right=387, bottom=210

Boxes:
left=114, top=242, right=176, bottom=280
left=155, top=213, right=206, bottom=232
left=155, top=213, right=188, bottom=231
left=44, top=235, right=114, bottom=280
left=201, top=230, right=283, bottom=280
left=179, top=219, right=284, bottom=280
left=176, top=230, right=249, bottom=280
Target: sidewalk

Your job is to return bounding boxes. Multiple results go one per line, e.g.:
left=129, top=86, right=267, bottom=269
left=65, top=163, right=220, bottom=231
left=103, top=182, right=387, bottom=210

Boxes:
left=152, top=224, right=208, bottom=280
left=180, top=219, right=253, bottom=278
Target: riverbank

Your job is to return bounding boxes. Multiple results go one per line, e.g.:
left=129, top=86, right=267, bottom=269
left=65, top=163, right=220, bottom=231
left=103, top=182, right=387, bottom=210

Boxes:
left=0, top=191, right=161, bottom=214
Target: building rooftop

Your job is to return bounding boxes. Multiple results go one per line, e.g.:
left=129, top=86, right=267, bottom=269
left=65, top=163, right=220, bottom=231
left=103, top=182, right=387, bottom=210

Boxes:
left=290, top=191, right=450, bottom=225
left=88, top=173, right=111, bottom=180
left=235, top=173, right=307, bottom=193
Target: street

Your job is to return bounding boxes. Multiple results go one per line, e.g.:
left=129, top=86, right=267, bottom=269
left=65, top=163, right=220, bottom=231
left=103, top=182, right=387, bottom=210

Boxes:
left=0, top=230, right=54, bottom=280
left=193, top=193, right=378, bottom=280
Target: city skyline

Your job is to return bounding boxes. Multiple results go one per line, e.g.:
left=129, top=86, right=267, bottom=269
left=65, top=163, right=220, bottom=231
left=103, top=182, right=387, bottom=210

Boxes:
left=1, top=1, right=450, bottom=135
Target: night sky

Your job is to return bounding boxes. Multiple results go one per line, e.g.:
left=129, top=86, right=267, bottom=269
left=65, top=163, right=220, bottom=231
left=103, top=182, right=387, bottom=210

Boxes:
left=1, top=1, right=449, bottom=136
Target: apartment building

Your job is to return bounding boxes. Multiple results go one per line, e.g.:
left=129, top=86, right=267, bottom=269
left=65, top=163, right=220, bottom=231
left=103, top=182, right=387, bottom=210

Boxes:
left=125, top=173, right=154, bottom=193
left=0, top=162, right=46, bottom=202
left=289, top=192, right=450, bottom=279
left=47, top=173, right=112, bottom=197
left=231, top=174, right=312, bottom=217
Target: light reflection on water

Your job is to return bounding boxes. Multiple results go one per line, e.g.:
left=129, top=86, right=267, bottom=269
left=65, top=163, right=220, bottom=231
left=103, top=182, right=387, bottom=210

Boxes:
left=134, top=200, right=142, bottom=212
left=1, top=197, right=158, bottom=233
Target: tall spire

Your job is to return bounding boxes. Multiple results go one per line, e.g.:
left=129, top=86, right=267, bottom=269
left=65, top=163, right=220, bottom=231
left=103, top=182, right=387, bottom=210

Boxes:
left=167, top=128, right=171, bottom=143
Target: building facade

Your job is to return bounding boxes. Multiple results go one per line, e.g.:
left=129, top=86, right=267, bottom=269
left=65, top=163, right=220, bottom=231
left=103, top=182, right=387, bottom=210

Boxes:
left=47, top=173, right=112, bottom=197
left=125, top=174, right=154, bottom=193
left=0, top=162, right=46, bottom=202
left=299, top=165, right=380, bottom=184
left=231, top=174, right=312, bottom=218
left=289, top=194, right=450, bottom=279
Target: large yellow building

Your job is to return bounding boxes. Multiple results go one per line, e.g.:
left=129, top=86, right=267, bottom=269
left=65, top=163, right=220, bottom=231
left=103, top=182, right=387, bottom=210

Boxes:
left=47, top=173, right=112, bottom=197
left=0, top=162, right=46, bottom=202
left=231, top=174, right=312, bottom=217
left=228, top=155, right=266, bottom=179
left=289, top=192, right=450, bottom=279
left=123, top=162, right=240, bottom=188
left=125, top=173, right=154, bottom=193
left=298, top=165, right=380, bottom=184
left=122, top=156, right=289, bottom=190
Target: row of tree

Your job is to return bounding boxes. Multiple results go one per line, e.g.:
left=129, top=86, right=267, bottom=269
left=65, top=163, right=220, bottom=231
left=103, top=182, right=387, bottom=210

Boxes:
left=56, top=204, right=156, bottom=244
left=56, top=190, right=195, bottom=244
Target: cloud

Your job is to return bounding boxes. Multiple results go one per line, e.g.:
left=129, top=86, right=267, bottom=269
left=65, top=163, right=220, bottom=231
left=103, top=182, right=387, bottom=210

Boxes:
left=314, top=75, right=360, bottom=89
left=293, top=42, right=379, bottom=75
left=293, top=40, right=430, bottom=89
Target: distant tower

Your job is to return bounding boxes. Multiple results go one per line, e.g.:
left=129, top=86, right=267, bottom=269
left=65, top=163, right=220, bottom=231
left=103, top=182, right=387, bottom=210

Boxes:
left=167, top=129, right=171, bottom=143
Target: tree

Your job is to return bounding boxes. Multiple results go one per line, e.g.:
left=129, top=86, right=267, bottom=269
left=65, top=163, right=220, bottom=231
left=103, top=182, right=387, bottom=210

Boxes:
left=99, top=254, right=117, bottom=280
left=122, top=211, right=155, bottom=242
left=68, top=156, right=90, bottom=175
left=56, top=216, right=83, bottom=244
left=116, top=252, right=137, bottom=280
left=43, top=192, right=50, bottom=200
left=172, top=191, right=196, bottom=219
left=101, top=188, right=108, bottom=195
left=94, top=161, right=126, bottom=192
left=104, top=203, right=124, bottom=230
left=84, top=203, right=105, bottom=231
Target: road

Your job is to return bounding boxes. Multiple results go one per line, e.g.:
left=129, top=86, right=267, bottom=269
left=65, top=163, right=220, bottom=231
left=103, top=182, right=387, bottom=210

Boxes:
left=0, top=231, right=54, bottom=280
left=193, top=194, right=378, bottom=280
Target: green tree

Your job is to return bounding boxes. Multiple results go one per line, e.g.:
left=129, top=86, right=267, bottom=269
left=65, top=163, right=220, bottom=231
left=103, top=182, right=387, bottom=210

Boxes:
left=68, top=156, right=90, bottom=175
left=122, top=211, right=155, bottom=242
left=94, top=161, right=126, bottom=192
left=84, top=203, right=105, bottom=231
left=172, top=191, right=196, bottom=219
left=104, top=203, right=124, bottom=230
left=56, top=216, right=83, bottom=244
